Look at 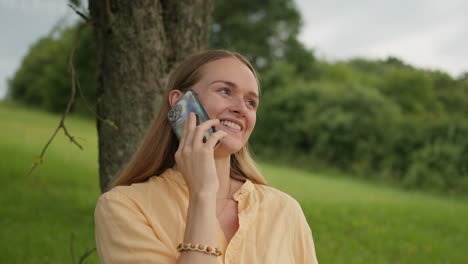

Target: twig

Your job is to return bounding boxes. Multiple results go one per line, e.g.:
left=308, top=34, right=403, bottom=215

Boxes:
left=68, top=5, right=117, bottom=126
left=70, top=232, right=96, bottom=264
left=27, top=3, right=120, bottom=177
left=25, top=20, right=90, bottom=177
left=75, top=65, right=114, bottom=126
left=68, top=4, right=91, bottom=22
left=70, top=233, right=76, bottom=264
left=78, top=248, right=96, bottom=264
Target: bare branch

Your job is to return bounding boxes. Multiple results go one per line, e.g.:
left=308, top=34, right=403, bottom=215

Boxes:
left=27, top=4, right=118, bottom=177
left=70, top=233, right=77, bottom=264
left=78, top=248, right=97, bottom=264
left=68, top=4, right=91, bottom=22
left=70, top=232, right=96, bottom=264
left=69, top=4, right=117, bottom=126
left=75, top=68, right=112, bottom=126
left=26, top=20, right=90, bottom=177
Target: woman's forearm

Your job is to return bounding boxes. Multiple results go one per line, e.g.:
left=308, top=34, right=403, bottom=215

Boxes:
left=176, top=193, right=219, bottom=264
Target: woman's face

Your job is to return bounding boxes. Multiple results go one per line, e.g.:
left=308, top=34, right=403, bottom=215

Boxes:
left=191, top=57, right=259, bottom=156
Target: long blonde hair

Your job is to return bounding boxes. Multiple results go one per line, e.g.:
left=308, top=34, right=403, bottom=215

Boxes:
left=107, top=50, right=269, bottom=191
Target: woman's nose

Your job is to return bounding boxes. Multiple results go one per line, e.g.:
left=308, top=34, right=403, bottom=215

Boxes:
left=230, top=96, right=248, bottom=116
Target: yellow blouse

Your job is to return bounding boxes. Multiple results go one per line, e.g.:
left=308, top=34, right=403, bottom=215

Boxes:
left=94, top=168, right=318, bottom=263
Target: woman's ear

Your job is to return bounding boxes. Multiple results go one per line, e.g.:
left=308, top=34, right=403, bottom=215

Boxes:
left=168, top=89, right=184, bottom=107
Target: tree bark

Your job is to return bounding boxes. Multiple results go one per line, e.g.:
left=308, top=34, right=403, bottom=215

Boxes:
left=88, top=0, right=213, bottom=192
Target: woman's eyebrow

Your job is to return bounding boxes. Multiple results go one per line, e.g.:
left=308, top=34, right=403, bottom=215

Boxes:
left=209, top=80, right=236, bottom=87
left=209, top=80, right=259, bottom=98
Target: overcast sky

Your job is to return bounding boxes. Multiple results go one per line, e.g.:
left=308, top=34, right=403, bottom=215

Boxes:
left=0, top=0, right=467, bottom=98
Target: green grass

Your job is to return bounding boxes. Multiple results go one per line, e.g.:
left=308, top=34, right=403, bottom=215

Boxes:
left=0, top=101, right=100, bottom=264
left=1, top=101, right=467, bottom=263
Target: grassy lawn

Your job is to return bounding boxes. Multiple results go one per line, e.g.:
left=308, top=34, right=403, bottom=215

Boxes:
left=1, top=101, right=467, bottom=263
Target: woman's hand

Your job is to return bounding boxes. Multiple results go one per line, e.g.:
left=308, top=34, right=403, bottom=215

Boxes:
left=174, top=112, right=227, bottom=198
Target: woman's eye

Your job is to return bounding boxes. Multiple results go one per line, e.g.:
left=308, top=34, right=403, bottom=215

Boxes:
left=219, top=88, right=230, bottom=95
left=246, top=100, right=257, bottom=108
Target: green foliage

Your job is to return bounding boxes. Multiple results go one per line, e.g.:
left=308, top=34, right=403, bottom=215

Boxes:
left=378, top=69, right=441, bottom=114
left=7, top=23, right=96, bottom=116
left=210, top=0, right=307, bottom=71
left=430, top=70, right=468, bottom=114
left=9, top=0, right=311, bottom=115
left=253, top=78, right=401, bottom=172
left=252, top=58, right=468, bottom=195
left=400, top=117, right=468, bottom=192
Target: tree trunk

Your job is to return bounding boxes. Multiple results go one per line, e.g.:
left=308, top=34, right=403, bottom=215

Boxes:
left=88, top=0, right=213, bottom=192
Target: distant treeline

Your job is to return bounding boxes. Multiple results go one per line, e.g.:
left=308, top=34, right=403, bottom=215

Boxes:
left=252, top=59, right=468, bottom=195
left=7, top=0, right=468, bottom=194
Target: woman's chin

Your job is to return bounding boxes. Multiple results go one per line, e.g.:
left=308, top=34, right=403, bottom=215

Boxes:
left=214, top=141, right=242, bottom=157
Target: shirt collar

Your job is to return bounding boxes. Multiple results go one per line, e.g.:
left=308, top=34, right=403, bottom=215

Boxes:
left=161, top=168, right=254, bottom=201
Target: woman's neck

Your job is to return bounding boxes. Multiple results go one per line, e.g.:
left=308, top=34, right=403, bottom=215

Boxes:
left=214, top=155, right=233, bottom=199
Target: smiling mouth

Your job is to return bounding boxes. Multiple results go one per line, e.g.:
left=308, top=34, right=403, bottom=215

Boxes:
left=220, top=120, right=242, bottom=131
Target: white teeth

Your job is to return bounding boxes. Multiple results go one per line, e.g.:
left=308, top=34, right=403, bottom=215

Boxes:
left=221, top=120, right=241, bottom=130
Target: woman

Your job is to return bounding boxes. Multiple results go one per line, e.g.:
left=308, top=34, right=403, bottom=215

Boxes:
left=94, top=50, right=318, bottom=264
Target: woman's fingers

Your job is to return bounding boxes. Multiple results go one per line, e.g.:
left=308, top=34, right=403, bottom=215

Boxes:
left=205, top=130, right=227, bottom=149
left=184, top=112, right=197, bottom=149
left=192, top=118, right=221, bottom=148
left=179, top=113, right=225, bottom=150
left=177, top=111, right=190, bottom=148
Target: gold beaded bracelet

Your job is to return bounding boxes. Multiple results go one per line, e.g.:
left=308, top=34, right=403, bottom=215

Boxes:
left=177, top=242, right=222, bottom=257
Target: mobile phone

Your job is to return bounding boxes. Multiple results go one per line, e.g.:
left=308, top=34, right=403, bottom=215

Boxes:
left=168, top=89, right=220, bottom=146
